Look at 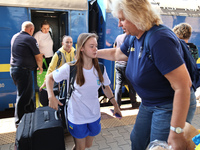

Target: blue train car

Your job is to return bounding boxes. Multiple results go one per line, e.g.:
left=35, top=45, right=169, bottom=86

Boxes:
left=97, top=0, right=123, bottom=91
left=0, top=0, right=88, bottom=111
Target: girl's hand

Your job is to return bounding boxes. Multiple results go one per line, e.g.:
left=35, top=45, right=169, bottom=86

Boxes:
left=48, top=96, right=63, bottom=110
left=113, top=105, right=122, bottom=119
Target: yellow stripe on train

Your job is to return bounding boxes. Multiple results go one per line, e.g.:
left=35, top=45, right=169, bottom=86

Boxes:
left=197, top=58, right=200, bottom=64
left=0, top=64, right=10, bottom=72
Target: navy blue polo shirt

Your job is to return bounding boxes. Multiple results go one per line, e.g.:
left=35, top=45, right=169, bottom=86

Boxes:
left=121, top=27, right=184, bottom=106
left=10, top=31, right=40, bottom=70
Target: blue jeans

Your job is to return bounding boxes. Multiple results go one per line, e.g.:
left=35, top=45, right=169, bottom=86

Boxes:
left=130, top=103, right=172, bottom=150
left=10, top=66, right=35, bottom=125
left=115, top=62, right=136, bottom=107
left=186, top=88, right=196, bottom=123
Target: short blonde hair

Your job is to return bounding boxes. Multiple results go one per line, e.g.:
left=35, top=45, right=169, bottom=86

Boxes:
left=173, top=23, right=192, bottom=40
left=111, top=0, right=163, bottom=31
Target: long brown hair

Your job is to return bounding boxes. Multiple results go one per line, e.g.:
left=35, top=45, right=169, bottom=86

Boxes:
left=72, top=33, right=104, bottom=86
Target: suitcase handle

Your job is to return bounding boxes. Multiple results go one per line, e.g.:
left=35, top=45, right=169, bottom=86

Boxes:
left=44, top=110, right=60, bottom=121
left=54, top=110, right=60, bottom=120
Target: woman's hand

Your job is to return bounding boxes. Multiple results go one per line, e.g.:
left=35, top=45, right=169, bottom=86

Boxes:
left=168, top=131, right=187, bottom=150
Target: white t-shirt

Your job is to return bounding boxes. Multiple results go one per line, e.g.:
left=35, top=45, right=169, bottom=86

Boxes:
left=34, top=31, right=53, bottom=58
left=53, top=63, right=110, bottom=124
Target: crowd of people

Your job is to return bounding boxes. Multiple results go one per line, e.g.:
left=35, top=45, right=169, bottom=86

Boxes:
left=10, top=0, right=199, bottom=149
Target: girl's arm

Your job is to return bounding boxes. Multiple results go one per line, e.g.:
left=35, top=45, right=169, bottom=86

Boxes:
left=46, top=73, right=63, bottom=110
left=102, top=85, right=122, bottom=119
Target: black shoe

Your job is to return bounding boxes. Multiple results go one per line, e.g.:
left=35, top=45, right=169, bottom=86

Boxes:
left=132, top=102, right=141, bottom=109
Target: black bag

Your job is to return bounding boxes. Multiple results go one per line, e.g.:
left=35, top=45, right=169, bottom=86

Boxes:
left=15, top=106, right=65, bottom=150
left=32, top=106, right=65, bottom=150
left=15, top=112, right=34, bottom=150
left=39, top=87, right=59, bottom=106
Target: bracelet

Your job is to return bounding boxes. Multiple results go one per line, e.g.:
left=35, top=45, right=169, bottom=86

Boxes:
left=109, top=96, right=115, bottom=101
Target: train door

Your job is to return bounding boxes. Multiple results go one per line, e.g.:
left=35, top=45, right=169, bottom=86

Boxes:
left=31, top=10, right=69, bottom=52
left=30, top=10, right=69, bottom=107
left=0, top=6, right=29, bottom=111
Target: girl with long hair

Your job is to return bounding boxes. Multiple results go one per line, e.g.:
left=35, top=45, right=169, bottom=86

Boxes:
left=46, top=33, right=122, bottom=150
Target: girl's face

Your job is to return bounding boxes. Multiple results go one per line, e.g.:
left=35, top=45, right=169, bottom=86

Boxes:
left=81, top=37, right=98, bottom=59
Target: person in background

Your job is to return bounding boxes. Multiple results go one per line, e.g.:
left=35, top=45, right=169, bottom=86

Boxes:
left=10, top=21, right=43, bottom=127
left=173, top=23, right=199, bottom=62
left=34, top=20, right=54, bottom=68
left=39, top=35, right=76, bottom=91
left=114, top=33, right=140, bottom=109
left=97, top=0, right=191, bottom=149
left=46, top=33, right=122, bottom=150
left=173, top=23, right=197, bottom=124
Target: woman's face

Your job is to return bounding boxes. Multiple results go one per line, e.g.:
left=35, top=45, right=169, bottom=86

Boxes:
left=117, top=11, right=138, bottom=36
left=63, top=37, right=73, bottom=52
left=81, top=37, right=98, bottom=59
left=41, top=24, right=50, bottom=34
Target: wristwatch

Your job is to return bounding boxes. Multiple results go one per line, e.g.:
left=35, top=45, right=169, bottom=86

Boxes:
left=170, top=126, right=184, bottom=134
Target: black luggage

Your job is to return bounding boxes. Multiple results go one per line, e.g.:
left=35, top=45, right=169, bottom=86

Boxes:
left=15, top=112, right=34, bottom=150
left=32, top=106, right=65, bottom=150
left=15, top=106, right=65, bottom=150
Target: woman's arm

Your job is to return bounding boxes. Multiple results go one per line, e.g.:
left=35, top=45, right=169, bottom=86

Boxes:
left=46, top=73, right=63, bottom=110
left=102, top=85, right=122, bottom=118
left=97, top=47, right=128, bottom=61
left=165, top=64, right=191, bottom=149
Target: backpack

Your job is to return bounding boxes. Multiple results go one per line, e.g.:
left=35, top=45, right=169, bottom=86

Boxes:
left=129, top=24, right=200, bottom=91
left=187, top=43, right=199, bottom=62
left=56, top=50, right=66, bottom=68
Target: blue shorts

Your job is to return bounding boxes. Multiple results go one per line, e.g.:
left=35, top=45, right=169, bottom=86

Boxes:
left=68, top=118, right=101, bottom=139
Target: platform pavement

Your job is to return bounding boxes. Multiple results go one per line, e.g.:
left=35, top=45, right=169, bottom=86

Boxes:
left=0, top=104, right=200, bottom=150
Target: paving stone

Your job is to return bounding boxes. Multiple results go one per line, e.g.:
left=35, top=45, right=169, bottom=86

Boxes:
left=114, top=136, right=128, bottom=146
left=95, top=133, right=105, bottom=141
left=107, top=142, right=122, bottom=150
left=120, top=132, right=131, bottom=140
left=120, top=144, right=131, bottom=150
left=104, top=135, right=117, bottom=143
left=95, top=140, right=110, bottom=149
left=109, top=130, right=122, bottom=138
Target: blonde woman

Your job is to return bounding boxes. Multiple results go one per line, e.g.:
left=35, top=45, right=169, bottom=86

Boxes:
left=97, top=0, right=191, bottom=149
left=46, top=33, right=121, bottom=150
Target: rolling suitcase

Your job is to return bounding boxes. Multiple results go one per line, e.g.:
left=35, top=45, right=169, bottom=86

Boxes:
left=15, top=106, right=65, bottom=150
left=32, top=106, right=65, bottom=150
left=15, top=112, right=34, bottom=150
